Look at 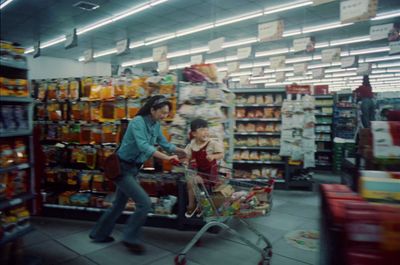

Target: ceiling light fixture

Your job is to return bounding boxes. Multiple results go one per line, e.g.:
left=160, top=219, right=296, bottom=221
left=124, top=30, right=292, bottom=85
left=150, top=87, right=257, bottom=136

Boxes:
left=349, top=46, right=390, bottom=56
left=40, top=36, right=67, bottom=49
left=214, top=10, right=263, bottom=27
left=176, top=23, right=214, bottom=37
left=145, top=33, right=176, bottom=45
left=330, top=35, right=370, bottom=46
left=222, top=37, right=258, bottom=48
left=302, top=22, right=354, bottom=34
left=371, top=10, right=400, bottom=20
left=264, top=0, right=312, bottom=15
left=0, top=0, right=14, bottom=9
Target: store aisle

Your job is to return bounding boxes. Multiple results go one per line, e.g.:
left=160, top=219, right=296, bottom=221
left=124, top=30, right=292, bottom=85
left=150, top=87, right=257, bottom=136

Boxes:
left=21, top=188, right=324, bottom=265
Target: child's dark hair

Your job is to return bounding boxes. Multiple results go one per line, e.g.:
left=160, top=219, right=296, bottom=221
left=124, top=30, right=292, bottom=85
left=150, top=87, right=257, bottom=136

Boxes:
left=190, top=118, right=208, bottom=131
left=136, top=95, right=171, bottom=116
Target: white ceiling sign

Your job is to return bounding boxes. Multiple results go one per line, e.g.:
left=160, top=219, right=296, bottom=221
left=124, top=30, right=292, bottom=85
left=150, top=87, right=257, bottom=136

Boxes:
left=321, top=48, right=341, bottom=63
left=252, top=67, right=264, bottom=77
left=153, top=46, right=167, bottom=61
left=208, top=37, right=225, bottom=54
left=340, top=0, right=377, bottom=23
left=190, top=54, right=203, bottom=65
left=240, top=75, right=250, bottom=85
left=158, top=60, right=169, bottom=74
left=116, top=39, right=129, bottom=55
left=227, top=62, right=240, bottom=73
left=293, top=37, right=311, bottom=52
left=83, top=49, right=93, bottom=62
left=65, top=28, right=77, bottom=49
left=237, top=47, right=252, bottom=59
left=357, top=63, right=372, bottom=75
left=258, top=20, right=284, bottom=42
left=312, top=68, right=325, bottom=79
left=389, top=41, right=400, bottom=55
left=370, top=23, right=394, bottom=41
left=341, top=56, right=359, bottom=68
left=293, top=63, right=308, bottom=76
left=276, top=72, right=286, bottom=82
left=270, top=56, right=286, bottom=69
left=312, top=0, right=335, bottom=5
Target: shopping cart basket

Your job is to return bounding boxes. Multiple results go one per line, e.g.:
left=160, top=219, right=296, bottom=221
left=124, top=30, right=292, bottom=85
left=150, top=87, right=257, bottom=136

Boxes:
left=174, top=165, right=274, bottom=265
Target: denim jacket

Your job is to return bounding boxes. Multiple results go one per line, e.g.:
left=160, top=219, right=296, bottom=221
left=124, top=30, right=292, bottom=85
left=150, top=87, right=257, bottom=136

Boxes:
left=117, top=115, right=176, bottom=164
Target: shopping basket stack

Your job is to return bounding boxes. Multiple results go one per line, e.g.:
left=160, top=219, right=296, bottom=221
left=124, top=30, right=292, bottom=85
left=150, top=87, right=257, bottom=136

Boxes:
left=174, top=166, right=275, bottom=265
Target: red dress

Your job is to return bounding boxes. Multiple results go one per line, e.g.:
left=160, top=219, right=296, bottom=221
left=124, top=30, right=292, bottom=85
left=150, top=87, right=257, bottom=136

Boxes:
left=191, top=141, right=218, bottom=187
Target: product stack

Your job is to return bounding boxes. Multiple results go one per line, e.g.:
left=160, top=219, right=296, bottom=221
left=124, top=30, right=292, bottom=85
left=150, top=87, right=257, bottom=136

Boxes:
left=232, top=88, right=285, bottom=182
left=0, top=40, right=35, bottom=246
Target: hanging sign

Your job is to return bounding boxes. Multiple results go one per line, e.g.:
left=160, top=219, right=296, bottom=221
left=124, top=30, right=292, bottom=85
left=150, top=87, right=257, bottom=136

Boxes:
left=258, top=20, right=284, bottom=42
left=389, top=41, right=400, bottom=55
left=314, top=85, right=329, bottom=95
left=270, top=56, right=286, bottom=69
left=276, top=72, right=286, bottom=82
left=293, top=37, right=311, bottom=53
left=83, top=49, right=93, bottom=62
left=227, top=62, right=240, bottom=74
left=208, top=37, right=224, bottom=54
left=340, top=0, right=378, bottom=23
left=65, top=28, right=77, bottom=49
left=33, top=41, right=41, bottom=58
left=321, top=48, right=341, bottom=63
left=252, top=67, right=264, bottom=77
left=237, top=46, right=252, bottom=59
left=312, top=68, right=325, bottom=79
left=357, top=63, right=372, bottom=75
left=153, top=46, right=167, bottom=61
left=116, top=39, right=130, bottom=55
left=293, top=63, right=308, bottom=76
left=286, top=85, right=311, bottom=94
left=240, top=75, right=250, bottom=86
left=158, top=60, right=169, bottom=74
left=341, top=56, right=359, bottom=68
left=370, top=23, right=393, bottom=41
left=190, top=54, right=203, bottom=65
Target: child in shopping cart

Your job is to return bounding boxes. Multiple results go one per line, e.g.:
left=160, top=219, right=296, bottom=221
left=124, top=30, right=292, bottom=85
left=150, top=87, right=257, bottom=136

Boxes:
left=184, top=118, right=224, bottom=218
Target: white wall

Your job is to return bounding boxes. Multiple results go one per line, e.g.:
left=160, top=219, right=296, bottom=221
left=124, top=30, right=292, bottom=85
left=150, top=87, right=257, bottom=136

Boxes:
left=27, top=56, right=111, bottom=80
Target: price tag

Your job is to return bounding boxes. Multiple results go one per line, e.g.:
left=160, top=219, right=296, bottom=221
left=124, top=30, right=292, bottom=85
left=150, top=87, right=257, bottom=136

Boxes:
left=153, top=46, right=167, bottom=61
left=258, top=20, right=284, bottom=42
left=275, top=72, right=286, bottom=82
left=237, top=47, right=252, bottom=59
left=341, top=56, right=358, bottom=68
left=158, top=60, right=169, bottom=73
left=83, top=49, right=93, bottom=62
left=389, top=41, right=400, bottom=55
left=312, top=68, right=325, bottom=79
left=208, top=37, right=224, bottom=54
left=33, top=41, right=41, bottom=58
left=240, top=75, right=250, bottom=85
left=190, top=54, right=203, bottom=65
left=293, top=63, right=308, bottom=76
left=357, top=63, right=372, bottom=75
left=340, top=0, right=376, bottom=23
left=321, top=48, right=341, bottom=63
left=270, top=56, right=286, bottom=69
left=293, top=37, right=310, bottom=52
left=116, top=39, right=129, bottom=55
left=227, top=62, right=239, bottom=74
left=370, top=23, right=393, bottom=41
left=252, top=67, right=264, bottom=77
left=10, top=198, right=23, bottom=206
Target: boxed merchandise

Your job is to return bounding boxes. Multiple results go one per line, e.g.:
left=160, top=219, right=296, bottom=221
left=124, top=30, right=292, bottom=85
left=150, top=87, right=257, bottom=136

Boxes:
left=359, top=171, right=400, bottom=202
left=371, top=121, right=400, bottom=159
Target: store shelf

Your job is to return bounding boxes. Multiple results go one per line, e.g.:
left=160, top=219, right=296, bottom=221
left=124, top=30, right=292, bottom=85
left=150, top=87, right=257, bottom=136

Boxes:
left=234, top=132, right=280, bottom=136
left=233, top=160, right=284, bottom=164
left=0, top=96, right=34, bottom=103
left=231, top=88, right=285, bottom=93
left=315, top=122, right=332, bottom=125
left=0, top=163, right=30, bottom=174
left=316, top=139, right=332, bottom=142
left=0, top=193, right=35, bottom=211
left=314, top=95, right=334, bottom=99
left=315, top=113, right=332, bottom=116
left=315, top=131, right=332, bottom=134
left=0, top=130, right=32, bottom=138
left=42, top=204, right=178, bottom=219
left=233, top=178, right=285, bottom=183
left=236, top=104, right=282, bottom=107
left=315, top=104, right=334, bottom=107
left=235, top=118, right=281, bottom=121
left=316, top=149, right=333, bottom=153
left=0, top=225, right=34, bottom=246
left=0, top=59, right=28, bottom=70
left=235, top=146, right=280, bottom=150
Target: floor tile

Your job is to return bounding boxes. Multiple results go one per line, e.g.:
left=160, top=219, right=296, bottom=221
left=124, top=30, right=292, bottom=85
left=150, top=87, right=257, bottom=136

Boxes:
left=23, top=239, right=79, bottom=265
left=146, top=253, right=202, bottom=265
left=272, top=237, right=318, bottom=265
left=22, top=229, right=52, bottom=248
left=85, top=241, right=170, bottom=265
left=270, top=253, right=310, bottom=265
left=60, top=256, right=99, bottom=265
left=273, top=202, right=320, bottom=219
left=55, top=229, right=124, bottom=255
left=32, top=217, right=93, bottom=239
left=252, top=211, right=309, bottom=231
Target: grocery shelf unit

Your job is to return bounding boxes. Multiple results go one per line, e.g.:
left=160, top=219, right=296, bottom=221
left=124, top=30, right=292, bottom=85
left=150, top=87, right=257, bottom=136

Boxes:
left=0, top=58, right=36, bottom=246
left=231, top=88, right=286, bottom=189
left=314, top=95, right=334, bottom=170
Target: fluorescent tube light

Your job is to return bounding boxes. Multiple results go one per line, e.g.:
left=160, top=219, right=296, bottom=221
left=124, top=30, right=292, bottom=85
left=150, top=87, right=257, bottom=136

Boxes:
left=215, top=11, right=263, bottom=27
left=94, top=49, right=117, bottom=58
left=365, top=55, right=400, bottom=63
left=145, top=33, right=176, bottom=45
left=378, top=62, right=400, bottom=68
left=302, top=22, right=353, bottom=34
left=264, top=0, right=312, bottom=15
left=255, top=48, right=289, bottom=58
left=77, top=18, right=115, bottom=35
left=112, top=4, right=151, bottom=22
left=129, top=41, right=145, bottom=49
left=350, top=46, right=390, bottom=56
left=205, top=57, right=226, bottom=64
left=330, top=35, right=370, bottom=46
left=283, top=29, right=302, bottom=37
left=176, top=24, right=214, bottom=37
left=372, top=10, right=400, bottom=20
left=315, top=42, right=330, bottom=49
left=41, top=37, right=67, bottom=49
left=222, top=38, right=258, bottom=48
left=286, top=56, right=312, bottom=64
left=167, top=50, right=191, bottom=59
left=0, top=0, right=14, bottom=9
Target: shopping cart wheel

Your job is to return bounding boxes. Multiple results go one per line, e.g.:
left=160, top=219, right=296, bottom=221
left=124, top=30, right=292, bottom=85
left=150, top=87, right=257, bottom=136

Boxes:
left=174, top=254, right=187, bottom=265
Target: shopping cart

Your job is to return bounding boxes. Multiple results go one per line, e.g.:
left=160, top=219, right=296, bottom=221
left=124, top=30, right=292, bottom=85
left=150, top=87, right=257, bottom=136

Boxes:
left=174, top=165, right=274, bottom=265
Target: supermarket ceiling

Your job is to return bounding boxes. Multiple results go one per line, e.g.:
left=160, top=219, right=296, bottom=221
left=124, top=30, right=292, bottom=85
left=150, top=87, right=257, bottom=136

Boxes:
left=1, top=0, right=400, bottom=91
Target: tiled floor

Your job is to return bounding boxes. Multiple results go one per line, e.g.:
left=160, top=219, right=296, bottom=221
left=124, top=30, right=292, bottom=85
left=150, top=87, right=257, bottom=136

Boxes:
left=12, top=175, right=340, bottom=265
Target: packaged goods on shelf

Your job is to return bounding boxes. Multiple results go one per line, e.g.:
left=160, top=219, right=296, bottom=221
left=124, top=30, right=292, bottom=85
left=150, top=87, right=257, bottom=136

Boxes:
left=0, top=104, right=29, bottom=134
left=371, top=121, right=400, bottom=160
left=0, top=41, right=27, bottom=64
left=359, top=170, right=400, bottom=203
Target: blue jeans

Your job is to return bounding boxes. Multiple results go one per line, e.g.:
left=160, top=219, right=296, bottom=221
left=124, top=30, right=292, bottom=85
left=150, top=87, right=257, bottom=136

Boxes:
left=89, top=161, right=151, bottom=244
left=360, top=98, right=375, bottom=128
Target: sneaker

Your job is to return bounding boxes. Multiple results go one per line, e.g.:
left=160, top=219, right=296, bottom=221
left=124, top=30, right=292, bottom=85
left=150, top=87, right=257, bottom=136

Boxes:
left=122, top=241, right=146, bottom=255
left=89, top=235, right=115, bottom=243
